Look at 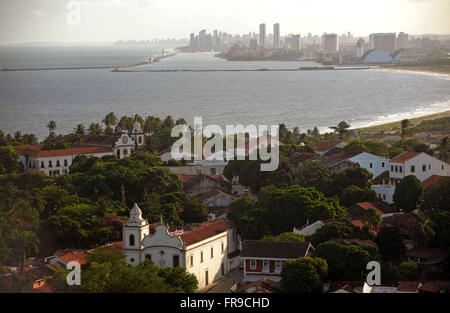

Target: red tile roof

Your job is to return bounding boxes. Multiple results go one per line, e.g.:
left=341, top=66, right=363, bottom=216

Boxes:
left=288, top=152, right=318, bottom=166
left=54, top=249, right=88, bottom=265
left=397, top=281, right=420, bottom=292
left=180, top=219, right=234, bottom=247
left=15, top=144, right=112, bottom=158
left=390, top=151, right=421, bottom=163
left=329, top=238, right=377, bottom=247
left=314, top=140, right=344, bottom=152
left=422, top=175, right=445, bottom=189
left=419, top=284, right=441, bottom=293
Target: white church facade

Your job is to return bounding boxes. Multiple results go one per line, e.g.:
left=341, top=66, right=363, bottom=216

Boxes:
left=122, top=203, right=240, bottom=289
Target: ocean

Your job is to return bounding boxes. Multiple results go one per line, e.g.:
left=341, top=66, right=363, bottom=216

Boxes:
left=0, top=46, right=449, bottom=140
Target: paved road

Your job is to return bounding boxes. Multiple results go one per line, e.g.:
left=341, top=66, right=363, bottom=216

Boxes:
left=199, top=269, right=244, bottom=293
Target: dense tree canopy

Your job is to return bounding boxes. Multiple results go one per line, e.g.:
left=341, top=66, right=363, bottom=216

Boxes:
left=280, top=257, right=328, bottom=293
left=393, top=175, right=423, bottom=212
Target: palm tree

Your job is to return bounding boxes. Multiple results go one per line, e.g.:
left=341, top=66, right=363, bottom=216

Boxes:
left=102, top=112, right=118, bottom=128
left=47, top=121, right=56, bottom=133
left=88, top=123, right=102, bottom=135
left=401, top=119, right=410, bottom=139
left=409, top=213, right=435, bottom=248
left=329, top=121, right=350, bottom=139
left=75, top=124, right=86, bottom=135
left=67, top=133, right=81, bottom=163
left=47, top=121, right=56, bottom=140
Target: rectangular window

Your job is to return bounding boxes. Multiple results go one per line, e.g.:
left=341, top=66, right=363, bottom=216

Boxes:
left=221, top=242, right=224, bottom=254
left=173, top=255, right=179, bottom=267
left=211, top=247, right=214, bottom=258
left=64, top=159, right=68, bottom=167
left=411, top=165, right=415, bottom=173
left=369, top=163, right=373, bottom=169
left=422, top=165, right=426, bottom=172
left=41, top=161, right=45, bottom=169
left=145, top=254, right=152, bottom=261
left=382, top=162, right=385, bottom=168
left=56, top=160, right=60, bottom=167
left=276, top=261, right=282, bottom=268
left=383, top=194, right=386, bottom=200
left=263, top=260, right=269, bottom=269
left=210, top=167, right=217, bottom=174
left=190, top=255, right=194, bottom=267
left=391, top=165, right=394, bottom=172
left=48, top=161, right=53, bottom=168
left=399, top=166, right=403, bottom=173
left=429, top=164, right=431, bottom=170
left=200, top=251, right=203, bottom=263
left=395, top=165, right=398, bottom=172
left=250, top=260, right=256, bottom=270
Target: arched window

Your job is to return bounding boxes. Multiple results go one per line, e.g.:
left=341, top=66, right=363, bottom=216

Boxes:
left=129, top=234, right=135, bottom=246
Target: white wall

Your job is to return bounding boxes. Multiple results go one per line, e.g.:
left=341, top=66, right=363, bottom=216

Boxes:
left=348, top=152, right=389, bottom=178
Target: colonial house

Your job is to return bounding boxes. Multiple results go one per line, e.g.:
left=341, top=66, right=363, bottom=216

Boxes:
left=122, top=204, right=240, bottom=289
left=371, top=152, right=450, bottom=204
left=196, top=189, right=237, bottom=209
left=240, top=240, right=312, bottom=283
left=345, top=152, right=390, bottom=178
left=181, top=174, right=232, bottom=197
left=314, top=140, right=348, bottom=155
left=347, top=202, right=400, bottom=220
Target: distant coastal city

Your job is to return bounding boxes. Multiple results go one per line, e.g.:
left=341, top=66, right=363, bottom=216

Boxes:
left=174, top=23, right=450, bottom=69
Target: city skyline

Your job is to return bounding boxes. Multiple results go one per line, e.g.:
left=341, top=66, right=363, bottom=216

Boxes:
left=1, top=0, right=450, bottom=45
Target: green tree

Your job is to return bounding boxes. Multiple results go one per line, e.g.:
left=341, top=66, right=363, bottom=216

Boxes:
left=75, top=124, right=86, bottom=136
left=179, top=197, right=208, bottom=223
left=401, top=119, right=411, bottom=139
left=314, top=241, right=380, bottom=281
left=393, top=175, right=423, bottom=212
left=308, top=221, right=358, bottom=247
left=280, top=257, right=328, bottom=293
left=340, top=185, right=378, bottom=207
left=364, top=207, right=381, bottom=231
left=294, top=161, right=332, bottom=194
left=329, top=121, right=350, bottom=139
left=375, top=226, right=406, bottom=261
left=88, top=123, right=102, bottom=135
left=398, top=261, right=420, bottom=281
left=0, top=145, right=20, bottom=174
left=409, top=212, right=435, bottom=248
left=263, top=232, right=306, bottom=242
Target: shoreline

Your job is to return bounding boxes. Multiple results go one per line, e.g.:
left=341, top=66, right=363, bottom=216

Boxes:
left=378, top=66, right=450, bottom=76
left=354, top=109, right=450, bottom=133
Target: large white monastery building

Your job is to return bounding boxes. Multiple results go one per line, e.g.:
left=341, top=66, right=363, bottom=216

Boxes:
left=122, top=203, right=240, bottom=289
left=371, top=151, right=450, bottom=204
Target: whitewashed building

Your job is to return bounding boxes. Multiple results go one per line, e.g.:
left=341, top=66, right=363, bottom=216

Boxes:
left=372, top=152, right=450, bottom=204
left=346, top=152, right=389, bottom=178
left=122, top=204, right=240, bottom=289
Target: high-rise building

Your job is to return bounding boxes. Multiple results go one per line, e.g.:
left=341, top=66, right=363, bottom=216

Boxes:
left=199, top=29, right=207, bottom=51
left=355, top=38, right=365, bottom=58
left=259, top=23, right=266, bottom=49
left=397, top=32, right=409, bottom=49
left=273, top=23, right=280, bottom=49
left=369, top=33, right=396, bottom=53
left=322, top=33, right=339, bottom=55
left=285, top=34, right=300, bottom=51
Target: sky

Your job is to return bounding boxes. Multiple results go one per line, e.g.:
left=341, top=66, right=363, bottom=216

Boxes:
left=0, top=0, right=449, bottom=45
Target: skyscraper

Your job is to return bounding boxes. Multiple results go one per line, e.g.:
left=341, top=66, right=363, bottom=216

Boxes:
left=259, top=23, right=266, bottom=49
left=322, top=33, right=339, bottom=55
left=369, top=33, right=397, bottom=53
left=397, top=32, right=409, bottom=49
left=273, top=23, right=280, bottom=49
